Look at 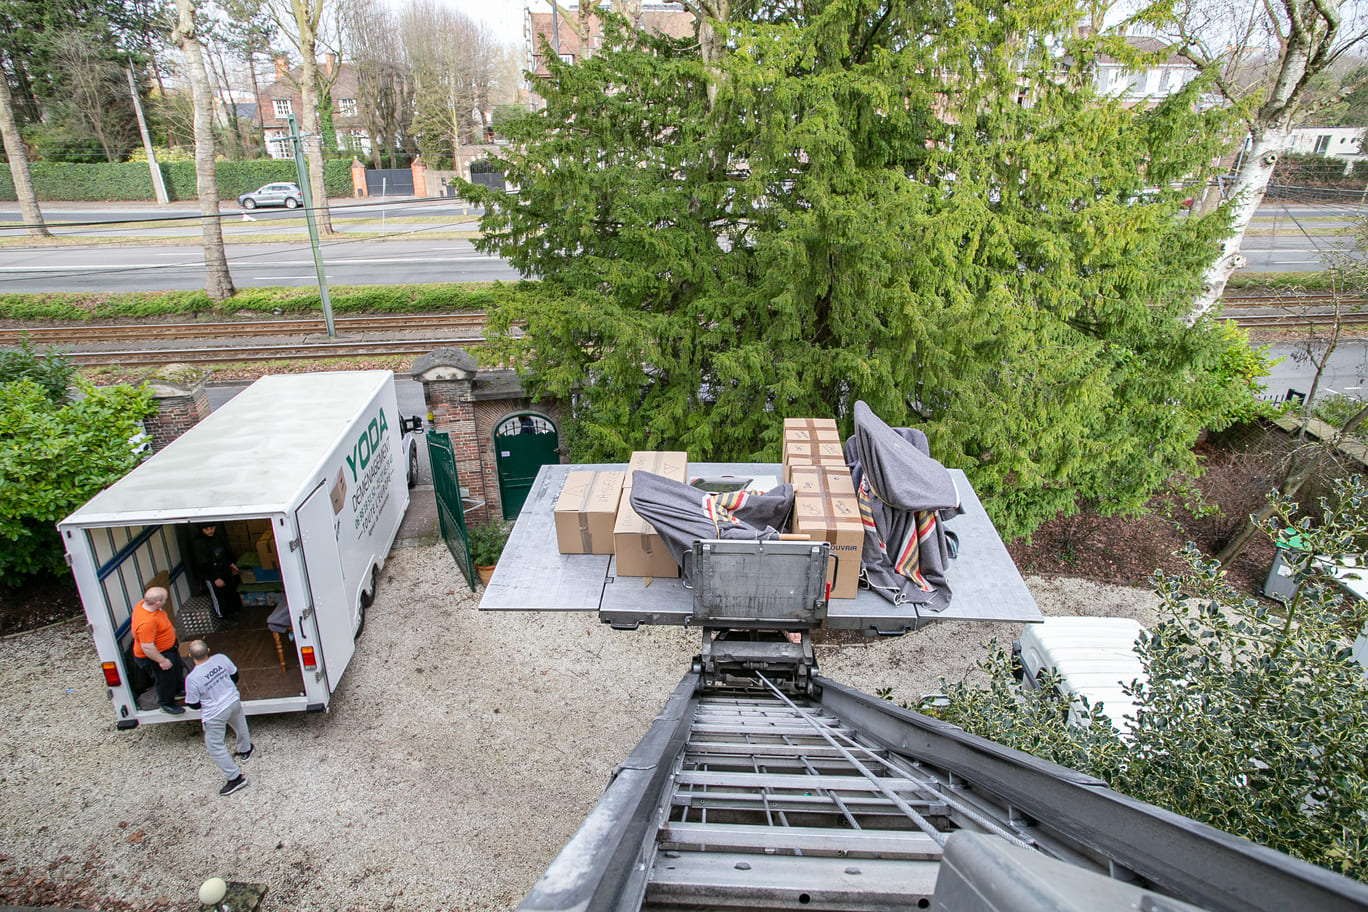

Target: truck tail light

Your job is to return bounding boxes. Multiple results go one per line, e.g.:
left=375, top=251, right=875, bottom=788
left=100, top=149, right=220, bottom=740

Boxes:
left=301, top=646, right=316, bottom=669
left=101, top=662, right=121, bottom=686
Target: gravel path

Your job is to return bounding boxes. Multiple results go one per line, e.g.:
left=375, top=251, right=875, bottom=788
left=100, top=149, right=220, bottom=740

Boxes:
left=0, top=544, right=1160, bottom=911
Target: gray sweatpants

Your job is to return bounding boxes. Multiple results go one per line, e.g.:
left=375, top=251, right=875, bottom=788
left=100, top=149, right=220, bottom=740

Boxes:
left=203, top=701, right=251, bottom=781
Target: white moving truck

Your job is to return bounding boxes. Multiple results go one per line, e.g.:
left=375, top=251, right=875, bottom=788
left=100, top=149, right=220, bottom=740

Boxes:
left=60, top=371, right=419, bottom=729
left=1017, top=616, right=1148, bottom=736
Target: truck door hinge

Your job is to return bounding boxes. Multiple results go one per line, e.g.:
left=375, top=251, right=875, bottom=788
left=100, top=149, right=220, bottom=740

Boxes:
left=300, top=606, right=315, bottom=622
left=315, top=671, right=324, bottom=683
left=289, top=538, right=301, bottom=552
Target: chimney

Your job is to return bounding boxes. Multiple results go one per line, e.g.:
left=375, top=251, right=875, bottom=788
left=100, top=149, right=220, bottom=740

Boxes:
left=274, top=55, right=289, bottom=80
left=324, top=53, right=336, bottom=77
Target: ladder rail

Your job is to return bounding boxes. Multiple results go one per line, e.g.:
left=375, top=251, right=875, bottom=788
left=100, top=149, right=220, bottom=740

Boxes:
left=817, top=677, right=1368, bottom=912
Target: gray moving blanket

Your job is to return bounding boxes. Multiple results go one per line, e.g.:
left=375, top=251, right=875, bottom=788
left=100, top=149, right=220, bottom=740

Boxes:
left=845, top=401, right=963, bottom=610
left=627, top=472, right=794, bottom=581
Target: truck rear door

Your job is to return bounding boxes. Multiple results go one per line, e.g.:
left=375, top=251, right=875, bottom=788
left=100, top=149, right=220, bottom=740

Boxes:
left=295, top=480, right=356, bottom=692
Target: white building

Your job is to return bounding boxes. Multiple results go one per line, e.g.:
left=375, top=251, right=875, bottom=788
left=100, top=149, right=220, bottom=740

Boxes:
left=1095, top=36, right=1199, bottom=106
left=1288, top=126, right=1364, bottom=158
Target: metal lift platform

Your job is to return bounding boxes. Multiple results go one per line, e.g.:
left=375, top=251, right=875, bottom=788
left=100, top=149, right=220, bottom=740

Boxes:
left=479, top=463, right=1368, bottom=912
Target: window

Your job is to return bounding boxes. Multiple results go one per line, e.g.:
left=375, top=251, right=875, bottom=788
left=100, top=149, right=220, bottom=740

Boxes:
left=337, top=98, right=357, bottom=117
left=1314, top=134, right=1331, bottom=154
left=273, top=98, right=293, bottom=118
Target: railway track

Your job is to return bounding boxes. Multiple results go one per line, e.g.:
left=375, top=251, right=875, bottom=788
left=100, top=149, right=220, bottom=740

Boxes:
left=0, top=312, right=486, bottom=346
left=3, top=299, right=1363, bottom=368
left=59, top=337, right=483, bottom=367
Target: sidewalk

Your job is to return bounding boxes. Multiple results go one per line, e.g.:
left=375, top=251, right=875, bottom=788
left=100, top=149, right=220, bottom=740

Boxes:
left=396, top=484, right=440, bottom=548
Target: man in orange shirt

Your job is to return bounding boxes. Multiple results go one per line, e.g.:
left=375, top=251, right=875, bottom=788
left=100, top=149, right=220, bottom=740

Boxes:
left=131, top=586, right=186, bottom=715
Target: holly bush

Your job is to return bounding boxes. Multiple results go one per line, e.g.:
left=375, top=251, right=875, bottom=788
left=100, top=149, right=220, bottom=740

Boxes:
left=933, top=476, right=1368, bottom=879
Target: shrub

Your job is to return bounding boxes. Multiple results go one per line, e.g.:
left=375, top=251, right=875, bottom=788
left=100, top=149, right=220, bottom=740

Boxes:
left=466, top=519, right=510, bottom=566
left=0, top=338, right=75, bottom=403
left=0, top=159, right=355, bottom=202
left=934, top=477, right=1368, bottom=879
left=0, top=378, right=154, bottom=581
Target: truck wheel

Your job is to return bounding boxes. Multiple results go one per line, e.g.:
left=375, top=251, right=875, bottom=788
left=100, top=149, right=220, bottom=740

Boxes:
left=407, top=443, right=419, bottom=488
left=355, top=567, right=378, bottom=640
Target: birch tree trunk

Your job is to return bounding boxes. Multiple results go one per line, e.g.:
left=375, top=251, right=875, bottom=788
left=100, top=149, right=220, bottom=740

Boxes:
left=0, top=69, right=49, bottom=239
left=679, top=0, right=731, bottom=107
left=172, top=0, right=235, bottom=300
left=1184, top=0, right=1343, bottom=321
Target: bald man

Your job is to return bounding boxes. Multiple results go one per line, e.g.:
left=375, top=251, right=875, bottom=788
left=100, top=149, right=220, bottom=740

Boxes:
left=184, top=639, right=252, bottom=796
left=131, top=586, right=185, bottom=714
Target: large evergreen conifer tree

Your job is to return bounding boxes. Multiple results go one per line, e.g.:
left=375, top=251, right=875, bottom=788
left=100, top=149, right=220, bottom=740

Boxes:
left=471, top=1, right=1262, bottom=538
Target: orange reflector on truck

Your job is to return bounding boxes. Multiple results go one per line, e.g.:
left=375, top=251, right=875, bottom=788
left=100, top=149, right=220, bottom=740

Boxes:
left=301, top=646, right=316, bottom=669
left=101, top=662, right=120, bottom=686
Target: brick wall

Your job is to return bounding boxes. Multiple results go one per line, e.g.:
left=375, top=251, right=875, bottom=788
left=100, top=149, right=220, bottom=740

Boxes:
left=143, top=366, right=212, bottom=452
left=415, top=356, right=569, bottom=525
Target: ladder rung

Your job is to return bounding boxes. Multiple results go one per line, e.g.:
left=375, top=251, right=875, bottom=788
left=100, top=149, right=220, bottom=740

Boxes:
left=662, top=821, right=943, bottom=858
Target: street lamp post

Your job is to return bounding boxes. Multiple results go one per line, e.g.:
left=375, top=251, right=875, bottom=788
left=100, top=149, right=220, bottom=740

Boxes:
left=286, top=113, right=336, bottom=338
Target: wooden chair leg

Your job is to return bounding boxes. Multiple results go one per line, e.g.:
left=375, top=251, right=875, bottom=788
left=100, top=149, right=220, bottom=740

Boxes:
left=272, top=631, right=287, bottom=671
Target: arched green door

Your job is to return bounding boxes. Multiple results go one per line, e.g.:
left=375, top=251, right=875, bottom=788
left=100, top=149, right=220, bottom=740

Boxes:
left=494, top=412, right=560, bottom=520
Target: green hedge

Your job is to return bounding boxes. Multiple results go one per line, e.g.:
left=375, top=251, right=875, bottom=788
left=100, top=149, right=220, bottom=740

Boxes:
left=0, top=160, right=354, bottom=202
left=0, top=281, right=539, bottom=322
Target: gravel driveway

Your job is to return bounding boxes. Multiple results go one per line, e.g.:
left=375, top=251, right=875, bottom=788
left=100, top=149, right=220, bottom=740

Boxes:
left=0, top=543, right=1159, bottom=911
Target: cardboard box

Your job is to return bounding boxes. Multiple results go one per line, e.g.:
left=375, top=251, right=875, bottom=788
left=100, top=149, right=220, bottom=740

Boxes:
left=554, top=471, right=625, bottom=554
left=782, top=442, right=847, bottom=483
left=257, top=530, right=279, bottom=571
left=789, top=466, right=864, bottom=599
left=784, top=417, right=839, bottom=436
left=613, top=451, right=688, bottom=578
left=624, top=450, right=688, bottom=488
left=613, top=497, right=680, bottom=578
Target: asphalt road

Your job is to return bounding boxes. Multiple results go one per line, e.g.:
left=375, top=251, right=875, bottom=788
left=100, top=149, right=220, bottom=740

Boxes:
left=0, top=238, right=522, bottom=292
left=1263, top=341, right=1367, bottom=402
left=0, top=199, right=1362, bottom=290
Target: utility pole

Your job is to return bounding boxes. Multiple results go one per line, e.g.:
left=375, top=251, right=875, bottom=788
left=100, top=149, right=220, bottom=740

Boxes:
left=287, top=113, right=336, bottom=338
left=127, top=65, right=169, bottom=205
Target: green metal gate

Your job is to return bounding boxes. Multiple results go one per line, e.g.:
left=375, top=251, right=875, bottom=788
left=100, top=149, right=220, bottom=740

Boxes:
left=427, top=430, right=474, bottom=591
left=494, top=412, right=560, bottom=520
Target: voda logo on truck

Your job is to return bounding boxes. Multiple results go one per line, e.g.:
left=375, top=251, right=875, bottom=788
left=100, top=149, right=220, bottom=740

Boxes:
left=345, top=408, right=393, bottom=537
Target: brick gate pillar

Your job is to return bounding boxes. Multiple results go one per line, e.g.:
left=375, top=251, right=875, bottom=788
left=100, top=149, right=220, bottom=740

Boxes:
left=351, top=158, right=367, bottom=197
left=410, top=348, right=497, bottom=523
left=142, top=363, right=212, bottom=452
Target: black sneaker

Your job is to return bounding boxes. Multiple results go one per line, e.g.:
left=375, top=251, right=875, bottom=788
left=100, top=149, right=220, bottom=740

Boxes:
left=234, top=744, right=254, bottom=762
left=160, top=704, right=186, bottom=715
left=220, top=775, right=248, bottom=796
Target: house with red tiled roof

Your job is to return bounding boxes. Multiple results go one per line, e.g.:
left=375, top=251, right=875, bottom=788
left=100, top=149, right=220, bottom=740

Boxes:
left=522, top=2, right=695, bottom=109
left=257, top=55, right=371, bottom=159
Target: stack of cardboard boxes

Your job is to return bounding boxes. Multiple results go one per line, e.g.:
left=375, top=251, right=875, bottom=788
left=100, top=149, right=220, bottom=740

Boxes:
left=782, top=419, right=862, bottom=599
left=551, top=429, right=862, bottom=597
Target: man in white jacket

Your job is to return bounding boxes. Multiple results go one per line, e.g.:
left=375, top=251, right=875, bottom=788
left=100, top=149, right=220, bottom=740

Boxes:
left=184, top=639, right=254, bottom=796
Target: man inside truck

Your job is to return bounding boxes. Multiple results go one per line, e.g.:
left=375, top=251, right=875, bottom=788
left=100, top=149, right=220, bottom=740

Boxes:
left=192, top=525, right=242, bottom=624
left=131, top=586, right=185, bottom=714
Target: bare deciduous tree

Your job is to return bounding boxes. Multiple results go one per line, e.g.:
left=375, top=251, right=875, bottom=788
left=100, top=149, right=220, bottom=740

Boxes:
left=51, top=31, right=139, bottom=162
left=399, top=0, right=502, bottom=172
left=275, top=0, right=334, bottom=233
left=340, top=0, right=413, bottom=168
left=172, top=0, right=236, bottom=300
